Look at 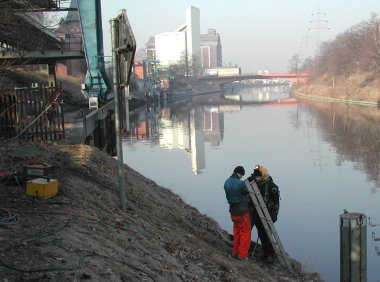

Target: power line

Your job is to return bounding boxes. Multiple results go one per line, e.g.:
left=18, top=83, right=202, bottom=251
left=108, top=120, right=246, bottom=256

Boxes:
left=308, top=7, right=330, bottom=55
left=299, top=33, right=313, bottom=60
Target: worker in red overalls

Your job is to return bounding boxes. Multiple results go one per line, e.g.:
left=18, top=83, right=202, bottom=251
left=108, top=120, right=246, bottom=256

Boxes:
left=224, top=166, right=252, bottom=260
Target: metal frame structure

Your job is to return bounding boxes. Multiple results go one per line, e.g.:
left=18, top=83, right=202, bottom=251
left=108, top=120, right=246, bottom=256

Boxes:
left=0, top=0, right=111, bottom=106
left=77, top=0, right=111, bottom=108
left=110, top=9, right=136, bottom=211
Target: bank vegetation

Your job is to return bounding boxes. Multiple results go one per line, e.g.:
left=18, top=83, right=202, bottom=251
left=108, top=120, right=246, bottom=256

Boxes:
left=295, top=13, right=380, bottom=103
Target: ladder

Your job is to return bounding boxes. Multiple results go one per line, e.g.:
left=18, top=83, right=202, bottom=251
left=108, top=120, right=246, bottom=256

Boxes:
left=244, top=179, right=294, bottom=273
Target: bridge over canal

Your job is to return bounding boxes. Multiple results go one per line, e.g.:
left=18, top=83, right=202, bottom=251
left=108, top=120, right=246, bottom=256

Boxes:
left=199, top=73, right=309, bottom=89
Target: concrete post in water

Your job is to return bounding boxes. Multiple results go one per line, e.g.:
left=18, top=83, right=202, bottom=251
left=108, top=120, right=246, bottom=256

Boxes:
left=340, top=212, right=367, bottom=282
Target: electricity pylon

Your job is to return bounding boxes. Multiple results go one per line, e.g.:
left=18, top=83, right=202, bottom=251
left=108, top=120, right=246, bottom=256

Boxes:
left=308, top=7, right=330, bottom=55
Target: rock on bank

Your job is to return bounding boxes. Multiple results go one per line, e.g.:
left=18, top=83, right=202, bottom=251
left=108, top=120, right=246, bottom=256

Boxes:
left=0, top=140, right=322, bottom=281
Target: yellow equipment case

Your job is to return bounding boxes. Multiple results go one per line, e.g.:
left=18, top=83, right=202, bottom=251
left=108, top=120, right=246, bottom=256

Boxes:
left=26, top=178, right=58, bottom=199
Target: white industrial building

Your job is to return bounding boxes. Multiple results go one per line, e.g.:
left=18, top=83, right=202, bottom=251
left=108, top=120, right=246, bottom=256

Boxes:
left=185, top=6, right=200, bottom=65
left=154, top=6, right=200, bottom=75
left=155, top=32, right=186, bottom=66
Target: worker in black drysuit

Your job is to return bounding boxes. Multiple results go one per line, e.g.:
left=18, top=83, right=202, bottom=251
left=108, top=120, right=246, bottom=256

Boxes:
left=247, top=165, right=280, bottom=264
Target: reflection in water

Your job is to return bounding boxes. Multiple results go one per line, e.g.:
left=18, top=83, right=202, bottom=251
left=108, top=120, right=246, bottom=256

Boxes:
left=123, top=84, right=380, bottom=281
left=127, top=104, right=225, bottom=174
left=300, top=100, right=380, bottom=190
left=223, top=85, right=291, bottom=103
left=126, top=85, right=293, bottom=174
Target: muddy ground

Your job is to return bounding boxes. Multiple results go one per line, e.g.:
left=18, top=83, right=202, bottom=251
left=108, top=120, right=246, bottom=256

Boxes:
left=0, top=139, right=324, bottom=282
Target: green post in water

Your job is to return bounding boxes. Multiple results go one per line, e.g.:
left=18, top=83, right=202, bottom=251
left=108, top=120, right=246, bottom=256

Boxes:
left=340, top=212, right=367, bottom=282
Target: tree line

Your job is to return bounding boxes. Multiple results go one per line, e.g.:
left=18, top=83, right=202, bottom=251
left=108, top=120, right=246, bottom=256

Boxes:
left=290, top=13, right=380, bottom=78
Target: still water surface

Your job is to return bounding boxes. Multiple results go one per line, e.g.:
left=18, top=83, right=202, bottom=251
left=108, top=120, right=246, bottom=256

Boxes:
left=122, top=85, right=380, bottom=281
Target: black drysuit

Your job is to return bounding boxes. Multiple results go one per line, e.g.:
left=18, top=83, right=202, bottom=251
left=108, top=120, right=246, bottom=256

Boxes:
left=247, top=175, right=279, bottom=256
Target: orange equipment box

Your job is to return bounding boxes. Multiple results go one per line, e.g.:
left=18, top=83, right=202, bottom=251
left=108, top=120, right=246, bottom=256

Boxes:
left=26, top=178, right=58, bottom=199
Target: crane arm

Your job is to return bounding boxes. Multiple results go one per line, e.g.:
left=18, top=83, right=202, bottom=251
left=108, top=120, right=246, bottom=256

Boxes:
left=77, top=0, right=111, bottom=108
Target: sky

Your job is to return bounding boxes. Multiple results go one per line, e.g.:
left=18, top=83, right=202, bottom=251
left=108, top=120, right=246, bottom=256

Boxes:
left=98, top=0, right=379, bottom=73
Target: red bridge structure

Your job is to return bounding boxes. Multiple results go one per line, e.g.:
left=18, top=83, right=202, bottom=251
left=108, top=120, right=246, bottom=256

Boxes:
left=198, top=72, right=310, bottom=90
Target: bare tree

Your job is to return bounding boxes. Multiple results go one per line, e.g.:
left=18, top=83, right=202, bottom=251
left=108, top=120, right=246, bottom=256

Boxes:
left=191, top=55, right=202, bottom=77
left=288, top=54, right=301, bottom=85
left=311, top=13, right=380, bottom=78
left=0, top=2, right=63, bottom=90
left=300, top=56, right=313, bottom=72
left=288, top=54, right=301, bottom=72
left=364, top=13, right=380, bottom=72
left=178, top=51, right=192, bottom=76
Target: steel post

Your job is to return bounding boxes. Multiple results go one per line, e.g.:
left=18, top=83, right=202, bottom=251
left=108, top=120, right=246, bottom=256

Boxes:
left=124, top=85, right=130, bottom=132
left=111, top=19, right=127, bottom=211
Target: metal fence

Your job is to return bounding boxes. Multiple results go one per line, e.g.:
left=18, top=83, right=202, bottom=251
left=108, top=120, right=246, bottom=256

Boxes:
left=0, top=86, right=64, bottom=140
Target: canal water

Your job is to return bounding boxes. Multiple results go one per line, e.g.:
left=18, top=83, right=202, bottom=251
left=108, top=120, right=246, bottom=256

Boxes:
left=122, top=85, right=380, bottom=281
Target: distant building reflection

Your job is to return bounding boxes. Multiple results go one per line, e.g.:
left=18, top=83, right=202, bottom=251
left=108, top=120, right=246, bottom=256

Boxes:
left=223, top=84, right=291, bottom=103
left=127, top=105, right=225, bottom=174
left=126, top=84, right=294, bottom=174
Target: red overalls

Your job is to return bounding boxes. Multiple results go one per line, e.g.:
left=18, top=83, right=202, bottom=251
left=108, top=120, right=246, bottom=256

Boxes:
left=231, top=212, right=251, bottom=258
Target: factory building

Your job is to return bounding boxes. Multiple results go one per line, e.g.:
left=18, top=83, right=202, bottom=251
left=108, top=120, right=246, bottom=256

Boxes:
left=145, top=6, right=223, bottom=77
left=200, top=29, right=222, bottom=68
left=185, top=6, right=201, bottom=69
left=54, top=0, right=87, bottom=77
left=154, top=6, right=201, bottom=76
left=155, top=32, right=186, bottom=66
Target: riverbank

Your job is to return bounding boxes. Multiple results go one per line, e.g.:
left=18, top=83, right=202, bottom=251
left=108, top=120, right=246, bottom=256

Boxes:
left=296, top=72, right=380, bottom=104
left=0, top=139, right=323, bottom=281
